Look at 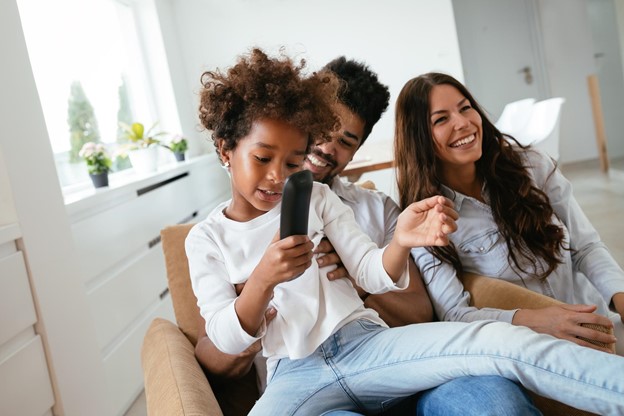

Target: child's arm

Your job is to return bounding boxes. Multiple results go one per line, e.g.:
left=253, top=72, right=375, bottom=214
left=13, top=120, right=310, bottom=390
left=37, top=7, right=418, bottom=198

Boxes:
left=234, top=232, right=313, bottom=336
left=383, top=196, right=458, bottom=281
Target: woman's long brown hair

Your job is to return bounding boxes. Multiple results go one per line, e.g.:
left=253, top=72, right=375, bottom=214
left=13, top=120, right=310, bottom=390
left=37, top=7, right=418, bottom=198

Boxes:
left=394, top=73, right=565, bottom=279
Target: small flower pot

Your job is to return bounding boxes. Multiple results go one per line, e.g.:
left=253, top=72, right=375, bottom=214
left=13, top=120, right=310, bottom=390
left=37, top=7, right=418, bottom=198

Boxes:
left=89, top=172, right=109, bottom=188
left=174, top=152, right=186, bottom=162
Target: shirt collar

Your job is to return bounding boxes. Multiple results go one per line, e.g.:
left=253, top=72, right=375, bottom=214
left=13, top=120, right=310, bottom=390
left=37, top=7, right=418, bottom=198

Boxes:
left=329, top=176, right=358, bottom=204
left=440, top=181, right=489, bottom=211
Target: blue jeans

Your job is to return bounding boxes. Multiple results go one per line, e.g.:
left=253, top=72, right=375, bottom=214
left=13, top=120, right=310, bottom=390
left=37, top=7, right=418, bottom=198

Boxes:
left=249, top=319, right=624, bottom=415
left=323, top=375, right=540, bottom=416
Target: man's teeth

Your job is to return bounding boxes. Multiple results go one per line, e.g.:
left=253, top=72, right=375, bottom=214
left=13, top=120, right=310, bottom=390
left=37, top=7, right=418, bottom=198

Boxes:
left=451, top=134, right=475, bottom=148
left=263, top=190, right=278, bottom=195
left=308, top=154, right=328, bottom=167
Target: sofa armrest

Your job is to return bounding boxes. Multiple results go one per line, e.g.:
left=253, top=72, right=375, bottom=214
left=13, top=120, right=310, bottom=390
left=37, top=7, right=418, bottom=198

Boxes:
left=463, top=272, right=563, bottom=310
left=463, top=272, right=615, bottom=353
left=142, top=318, right=224, bottom=416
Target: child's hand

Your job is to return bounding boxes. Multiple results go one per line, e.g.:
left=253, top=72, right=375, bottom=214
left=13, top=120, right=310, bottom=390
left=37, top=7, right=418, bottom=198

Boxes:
left=395, top=196, right=458, bottom=248
left=253, top=230, right=314, bottom=287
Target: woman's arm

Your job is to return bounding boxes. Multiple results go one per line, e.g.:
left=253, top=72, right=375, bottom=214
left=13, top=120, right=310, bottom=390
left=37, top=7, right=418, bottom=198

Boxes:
left=533, top=151, right=624, bottom=304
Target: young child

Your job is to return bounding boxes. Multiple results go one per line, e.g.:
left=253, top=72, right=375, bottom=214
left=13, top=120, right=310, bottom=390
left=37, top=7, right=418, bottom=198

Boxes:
left=187, top=48, right=624, bottom=415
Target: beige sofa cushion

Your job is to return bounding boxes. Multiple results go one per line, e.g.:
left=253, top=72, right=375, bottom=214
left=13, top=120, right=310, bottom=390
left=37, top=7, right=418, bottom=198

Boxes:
left=142, top=318, right=223, bottom=416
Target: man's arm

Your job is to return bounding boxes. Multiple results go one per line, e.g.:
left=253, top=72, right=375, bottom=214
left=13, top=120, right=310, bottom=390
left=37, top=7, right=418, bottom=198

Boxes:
left=195, top=318, right=259, bottom=379
left=195, top=305, right=276, bottom=379
left=364, top=258, right=433, bottom=327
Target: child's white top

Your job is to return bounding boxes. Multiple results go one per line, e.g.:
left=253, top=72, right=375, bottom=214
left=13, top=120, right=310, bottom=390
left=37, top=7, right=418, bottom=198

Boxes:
left=186, top=182, right=408, bottom=371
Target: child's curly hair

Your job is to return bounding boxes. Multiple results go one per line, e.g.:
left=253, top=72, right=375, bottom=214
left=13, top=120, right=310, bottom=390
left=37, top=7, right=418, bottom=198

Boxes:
left=199, top=48, right=340, bottom=160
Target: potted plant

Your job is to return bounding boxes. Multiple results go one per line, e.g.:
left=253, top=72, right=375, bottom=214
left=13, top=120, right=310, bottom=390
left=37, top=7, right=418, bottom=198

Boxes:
left=79, top=142, right=112, bottom=188
left=164, top=135, right=188, bottom=162
left=119, top=121, right=166, bottom=174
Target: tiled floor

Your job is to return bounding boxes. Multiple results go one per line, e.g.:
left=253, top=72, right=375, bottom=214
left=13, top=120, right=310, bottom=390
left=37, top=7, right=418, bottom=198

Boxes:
left=124, top=157, right=624, bottom=416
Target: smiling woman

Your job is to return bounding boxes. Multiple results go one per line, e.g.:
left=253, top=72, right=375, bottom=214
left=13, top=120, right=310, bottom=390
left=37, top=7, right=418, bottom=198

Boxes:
left=394, top=72, right=624, bottom=358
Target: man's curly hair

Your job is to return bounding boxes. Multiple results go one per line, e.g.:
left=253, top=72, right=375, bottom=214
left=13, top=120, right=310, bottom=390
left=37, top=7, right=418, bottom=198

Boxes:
left=323, top=57, right=390, bottom=143
left=199, top=48, right=340, bottom=160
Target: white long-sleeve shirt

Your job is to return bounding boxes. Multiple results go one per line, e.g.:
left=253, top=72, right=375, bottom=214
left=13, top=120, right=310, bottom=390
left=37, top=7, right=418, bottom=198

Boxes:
left=186, top=181, right=408, bottom=375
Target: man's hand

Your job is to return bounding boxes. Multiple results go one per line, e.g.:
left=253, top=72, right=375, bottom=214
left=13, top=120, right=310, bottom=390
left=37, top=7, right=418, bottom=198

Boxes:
left=315, top=237, right=367, bottom=298
left=395, top=196, right=458, bottom=248
left=315, top=238, right=348, bottom=280
left=513, top=304, right=616, bottom=353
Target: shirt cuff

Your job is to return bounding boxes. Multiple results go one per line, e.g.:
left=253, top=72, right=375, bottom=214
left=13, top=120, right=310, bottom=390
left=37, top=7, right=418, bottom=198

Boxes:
left=212, top=301, right=266, bottom=354
left=501, top=309, right=519, bottom=324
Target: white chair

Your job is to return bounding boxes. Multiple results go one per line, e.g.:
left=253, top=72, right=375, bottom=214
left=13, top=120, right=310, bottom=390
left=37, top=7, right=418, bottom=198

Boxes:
left=495, top=98, right=536, bottom=138
left=513, top=97, right=565, bottom=161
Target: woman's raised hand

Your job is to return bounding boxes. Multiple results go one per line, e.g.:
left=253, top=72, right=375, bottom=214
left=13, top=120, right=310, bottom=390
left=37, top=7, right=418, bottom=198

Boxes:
left=395, top=196, right=458, bottom=248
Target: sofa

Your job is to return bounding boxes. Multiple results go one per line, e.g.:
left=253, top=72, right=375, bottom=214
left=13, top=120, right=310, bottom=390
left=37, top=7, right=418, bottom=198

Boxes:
left=141, top=224, right=612, bottom=416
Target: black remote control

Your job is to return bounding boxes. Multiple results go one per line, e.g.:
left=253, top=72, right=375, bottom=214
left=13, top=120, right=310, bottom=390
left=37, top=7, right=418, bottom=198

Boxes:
left=280, top=170, right=313, bottom=239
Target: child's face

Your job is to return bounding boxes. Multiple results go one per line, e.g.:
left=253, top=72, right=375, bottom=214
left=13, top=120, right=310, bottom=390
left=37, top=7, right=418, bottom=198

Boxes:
left=221, top=118, right=308, bottom=222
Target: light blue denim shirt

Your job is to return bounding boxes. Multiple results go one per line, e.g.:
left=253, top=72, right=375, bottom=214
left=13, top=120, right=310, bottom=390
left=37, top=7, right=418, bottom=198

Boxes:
left=411, top=149, right=624, bottom=323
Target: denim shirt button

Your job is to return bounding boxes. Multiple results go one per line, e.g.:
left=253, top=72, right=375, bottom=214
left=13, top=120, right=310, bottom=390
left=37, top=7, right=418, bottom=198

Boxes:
left=479, top=247, right=484, bottom=251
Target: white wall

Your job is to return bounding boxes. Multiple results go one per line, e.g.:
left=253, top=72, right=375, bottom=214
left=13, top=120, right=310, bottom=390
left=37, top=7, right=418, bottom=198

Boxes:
left=158, top=0, right=462, bottom=198
left=164, top=0, right=462, bottom=147
left=1, top=0, right=110, bottom=414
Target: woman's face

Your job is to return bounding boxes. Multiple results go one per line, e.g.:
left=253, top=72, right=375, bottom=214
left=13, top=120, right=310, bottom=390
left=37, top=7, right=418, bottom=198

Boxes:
left=428, top=84, right=483, bottom=171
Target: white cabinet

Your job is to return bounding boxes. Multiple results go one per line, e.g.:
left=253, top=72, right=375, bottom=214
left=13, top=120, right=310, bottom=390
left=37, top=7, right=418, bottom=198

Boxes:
left=0, top=226, right=55, bottom=416
left=67, top=154, right=230, bottom=415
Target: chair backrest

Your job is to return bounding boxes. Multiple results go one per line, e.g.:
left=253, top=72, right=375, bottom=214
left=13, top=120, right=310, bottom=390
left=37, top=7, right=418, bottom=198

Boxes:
left=160, top=223, right=200, bottom=345
left=514, top=98, right=565, bottom=160
left=494, top=98, right=536, bottom=137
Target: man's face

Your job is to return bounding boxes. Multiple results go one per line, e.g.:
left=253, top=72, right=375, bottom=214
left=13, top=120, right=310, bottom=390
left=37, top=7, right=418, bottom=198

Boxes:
left=303, top=103, right=366, bottom=184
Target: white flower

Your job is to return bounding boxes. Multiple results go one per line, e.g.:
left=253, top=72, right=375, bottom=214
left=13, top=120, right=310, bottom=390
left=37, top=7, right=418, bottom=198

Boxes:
left=79, top=142, right=97, bottom=158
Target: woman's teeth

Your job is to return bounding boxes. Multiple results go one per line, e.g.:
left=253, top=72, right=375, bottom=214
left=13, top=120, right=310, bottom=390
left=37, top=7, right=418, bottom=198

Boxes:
left=451, top=134, right=475, bottom=148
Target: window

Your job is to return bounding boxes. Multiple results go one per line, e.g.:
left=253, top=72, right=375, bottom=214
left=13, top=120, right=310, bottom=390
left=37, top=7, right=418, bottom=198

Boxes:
left=17, top=0, right=176, bottom=191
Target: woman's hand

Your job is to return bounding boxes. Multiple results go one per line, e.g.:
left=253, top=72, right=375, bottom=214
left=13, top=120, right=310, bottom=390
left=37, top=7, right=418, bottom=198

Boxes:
left=612, top=292, right=624, bottom=323
left=395, top=196, right=458, bottom=248
left=513, top=304, right=616, bottom=353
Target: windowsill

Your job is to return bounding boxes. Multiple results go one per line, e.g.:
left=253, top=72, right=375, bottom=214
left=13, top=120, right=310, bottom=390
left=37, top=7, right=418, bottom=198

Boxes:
left=64, top=153, right=217, bottom=222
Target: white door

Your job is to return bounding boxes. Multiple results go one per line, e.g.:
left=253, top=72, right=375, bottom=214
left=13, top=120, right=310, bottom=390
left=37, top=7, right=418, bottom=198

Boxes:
left=587, top=0, right=624, bottom=159
left=452, top=0, right=548, bottom=120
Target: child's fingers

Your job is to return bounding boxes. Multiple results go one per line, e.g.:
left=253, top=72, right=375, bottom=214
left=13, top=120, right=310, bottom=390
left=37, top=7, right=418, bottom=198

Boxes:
left=278, top=234, right=312, bottom=249
left=407, top=196, right=445, bottom=214
left=438, top=203, right=459, bottom=221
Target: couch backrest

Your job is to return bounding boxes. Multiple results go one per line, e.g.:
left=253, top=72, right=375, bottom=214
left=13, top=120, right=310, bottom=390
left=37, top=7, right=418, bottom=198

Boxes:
left=160, top=223, right=200, bottom=345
